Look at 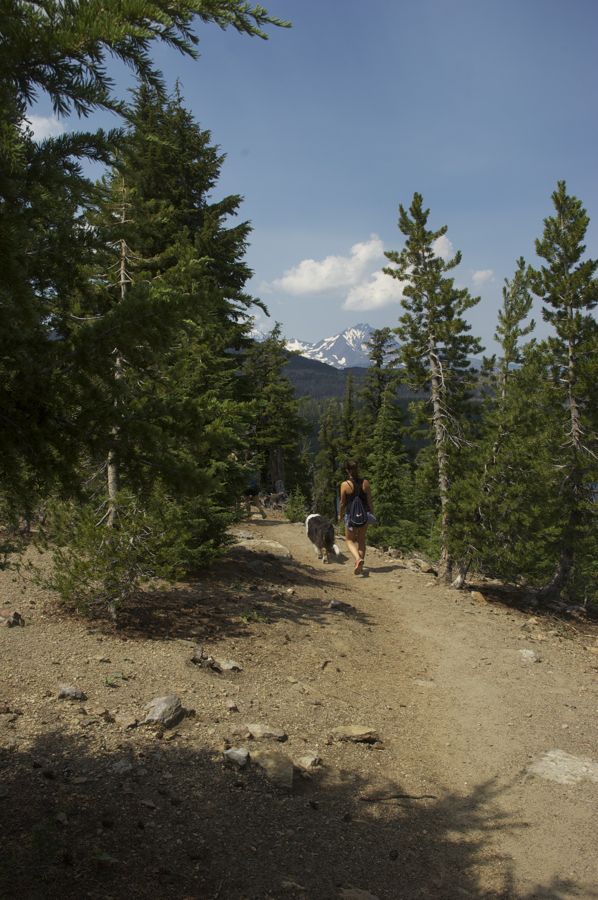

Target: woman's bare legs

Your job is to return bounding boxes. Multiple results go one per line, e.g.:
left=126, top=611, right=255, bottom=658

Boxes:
left=345, top=525, right=367, bottom=573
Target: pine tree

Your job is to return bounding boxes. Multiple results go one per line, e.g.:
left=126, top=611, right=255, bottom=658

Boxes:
left=354, top=327, right=398, bottom=465
left=459, top=344, right=563, bottom=587
left=448, top=258, right=536, bottom=586
left=67, top=87, right=258, bottom=512
left=362, top=327, right=397, bottom=419
left=241, top=325, right=308, bottom=492
left=313, top=401, right=342, bottom=519
left=339, top=372, right=356, bottom=460
left=530, top=182, right=598, bottom=601
left=0, top=0, right=288, bottom=518
left=368, top=384, right=418, bottom=549
left=45, top=87, right=266, bottom=615
left=383, top=193, right=483, bottom=580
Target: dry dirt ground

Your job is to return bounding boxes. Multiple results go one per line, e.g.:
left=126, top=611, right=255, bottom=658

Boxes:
left=1, top=515, right=597, bottom=900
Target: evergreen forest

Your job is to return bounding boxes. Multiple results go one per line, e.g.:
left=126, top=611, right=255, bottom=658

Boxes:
left=1, top=0, right=597, bottom=619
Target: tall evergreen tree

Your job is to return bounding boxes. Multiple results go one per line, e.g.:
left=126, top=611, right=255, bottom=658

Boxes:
left=354, top=326, right=398, bottom=464
left=361, top=327, right=397, bottom=419
left=368, top=383, right=418, bottom=549
left=530, top=181, right=598, bottom=601
left=242, top=325, right=308, bottom=492
left=313, top=401, right=342, bottom=518
left=383, top=193, right=483, bottom=580
left=67, top=87, right=256, bottom=509
left=0, top=0, right=288, bottom=518
left=448, top=260, right=540, bottom=585
left=339, top=372, right=356, bottom=460
left=44, top=87, right=268, bottom=614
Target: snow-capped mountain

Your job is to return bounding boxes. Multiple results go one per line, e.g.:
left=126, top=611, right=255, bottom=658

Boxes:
left=249, top=321, right=398, bottom=368
left=286, top=323, right=388, bottom=369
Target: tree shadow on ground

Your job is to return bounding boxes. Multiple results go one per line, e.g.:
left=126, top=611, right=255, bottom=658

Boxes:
left=97, top=544, right=372, bottom=643
left=465, top=579, right=598, bottom=627
left=369, top=563, right=415, bottom=574
left=1, top=731, right=592, bottom=900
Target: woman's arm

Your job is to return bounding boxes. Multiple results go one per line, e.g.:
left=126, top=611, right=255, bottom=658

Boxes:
left=338, top=481, right=349, bottom=521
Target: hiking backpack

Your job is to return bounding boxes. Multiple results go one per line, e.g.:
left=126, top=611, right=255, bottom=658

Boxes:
left=347, top=479, right=368, bottom=527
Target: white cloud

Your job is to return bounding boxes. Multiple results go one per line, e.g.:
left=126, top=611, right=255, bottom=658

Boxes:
left=472, top=269, right=494, bottom=286
left=26, top=115, right=65, bottom=140
left=343, top=267, right=405, bottom=311
left=432, top=234, right=454, bottom=261
left=270, top=234, right=384, bottom=295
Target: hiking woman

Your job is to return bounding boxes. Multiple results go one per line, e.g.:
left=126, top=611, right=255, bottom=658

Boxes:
left=339, top=459, right=374, bottom=575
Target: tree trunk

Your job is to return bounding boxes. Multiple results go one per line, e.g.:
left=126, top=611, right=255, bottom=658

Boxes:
left=451, top=560, right=470, bottom=589
left=106, top=446, right=119, bottom=527
left=268, top=448, right=285, bottom=494
left=106, top=226, right=129, bottom=527
left=429, top=338, right=452, bottom=582
left=107, top=351, right=123, bottom=527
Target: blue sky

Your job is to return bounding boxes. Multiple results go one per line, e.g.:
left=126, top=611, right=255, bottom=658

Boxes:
left=30, top=0, right=598, bottom=352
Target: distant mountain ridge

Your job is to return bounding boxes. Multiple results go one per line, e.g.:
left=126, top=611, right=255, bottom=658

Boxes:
left=251, top=321, right=482, bottom=372
left=250, top=322, right=396, bottom=369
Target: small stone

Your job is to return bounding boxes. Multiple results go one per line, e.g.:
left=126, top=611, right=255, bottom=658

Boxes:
left=141, top=695, right=187, bottom=729
left=411, top=558, right=437, bottom=575
left=2, top=611, right=25, bottom=628
left=191, top=646, right=242, bottom=673
left=213, top=658, right=243, bottom=673
left=226, top=700, right=239, bottom=713
left=56, top=812, right=68, bottom=826
left=190, top=645, right=215, bottom=667
left=245, top=723, right=288, bottom=742
left=330, top=725, right=380, bottom=744
left=224, top=747, right=250, bottom=768
left=294, top=753, right=321, bottom=770
left=58, top=685, right=87, bottom=701
left=519, top=649, right=541, bottom=664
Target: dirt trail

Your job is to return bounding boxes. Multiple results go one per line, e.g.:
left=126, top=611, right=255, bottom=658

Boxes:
left=1, top=516, right=597, bottom=899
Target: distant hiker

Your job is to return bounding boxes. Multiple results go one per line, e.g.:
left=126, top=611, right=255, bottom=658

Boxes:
left=242, top=471, right=267, bottom=519
left=339, top=459, right=375, bottom=575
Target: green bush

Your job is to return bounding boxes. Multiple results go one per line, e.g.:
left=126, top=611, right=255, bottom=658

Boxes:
left=285, top=486, right=308, bottom=523
left=368, top=521, right=420, bottom=553
left=38, top=486, right=233, bottom=619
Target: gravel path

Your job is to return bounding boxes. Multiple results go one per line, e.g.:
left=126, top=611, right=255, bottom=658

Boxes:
left=1, top=518, right=597, bottom=899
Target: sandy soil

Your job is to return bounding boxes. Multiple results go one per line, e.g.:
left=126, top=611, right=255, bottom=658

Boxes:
left=1, top=516, right=597, bottom=900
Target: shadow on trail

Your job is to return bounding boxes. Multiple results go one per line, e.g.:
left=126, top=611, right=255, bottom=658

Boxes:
left=1, top=731, right=591, bottom=900
left=368, top=563, right=411, bottom=574
left=102, top=541, right=372, bottom=642
left=465, top=579, right=598, bottom=627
